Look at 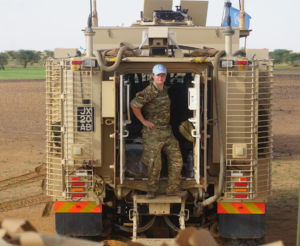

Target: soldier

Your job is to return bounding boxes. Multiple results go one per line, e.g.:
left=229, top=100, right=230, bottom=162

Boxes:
left=130, top=64, right=187, bottom=199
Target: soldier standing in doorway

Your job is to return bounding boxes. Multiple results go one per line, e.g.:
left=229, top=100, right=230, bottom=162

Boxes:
left=130, top=64, right=187, bottom=199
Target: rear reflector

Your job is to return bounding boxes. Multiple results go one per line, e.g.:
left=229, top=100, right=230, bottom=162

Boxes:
left=72, top=194, right=85, bottom=198
left=240, top=177, right=247, bottom=181
left=236, top=61, right=248, bottom=65
left=72, top=60, right=82, bottom=65
left=72, top=188, right=84, bottom=192
left=235, top=188, right=247, bottom=192
left=76, top=172, right=88, bottom=176
left=231, top=173, right=243, bottom=177
left=220, top=60, right=234, bottom=68
left=72, top=177, right=79, bottom=181
left=235, top=182, right=247, bottom=186
left=83, top=60, right=97, bottom=68
left=234, top=194, right=248, bottom=198
left=72, top=182, right=84, bottom=186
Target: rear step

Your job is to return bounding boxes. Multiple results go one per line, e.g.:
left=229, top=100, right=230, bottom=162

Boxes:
left=132, top=238, right=175, bottom=245
left=130, top=195, right=189, bottom=240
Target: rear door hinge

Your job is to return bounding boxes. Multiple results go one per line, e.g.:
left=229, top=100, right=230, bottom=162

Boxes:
left=61, top=125, right=66, bottom=134
left=254, top=92, right=258, bottom=102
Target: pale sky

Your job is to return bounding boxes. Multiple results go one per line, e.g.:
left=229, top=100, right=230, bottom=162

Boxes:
left=1, top=0, right=299, bottom=52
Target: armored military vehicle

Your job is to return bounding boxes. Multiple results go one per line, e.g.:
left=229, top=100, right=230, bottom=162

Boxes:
left=46, top=1, right=273, bottom=245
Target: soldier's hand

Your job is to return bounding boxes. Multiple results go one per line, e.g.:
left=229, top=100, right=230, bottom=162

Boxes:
left=142, top=120, right=155, bottom=130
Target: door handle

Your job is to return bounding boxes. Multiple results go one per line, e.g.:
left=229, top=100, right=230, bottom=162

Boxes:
left=123, top=130, right=129, bottom=138
left=191, top=129, right=200, bottom=138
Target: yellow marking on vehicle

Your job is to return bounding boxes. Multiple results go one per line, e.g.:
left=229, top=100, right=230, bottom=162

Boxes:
left=243, top=203, right=264, bottom=214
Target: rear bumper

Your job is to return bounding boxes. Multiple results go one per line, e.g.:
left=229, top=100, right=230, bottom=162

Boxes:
left=219, top=214, right=265, bottom=238
left=218, top=202, right=265, bottom=238
left=56, top=212, right=102, bottom=236
left=55, top=202, right=102, bottom=236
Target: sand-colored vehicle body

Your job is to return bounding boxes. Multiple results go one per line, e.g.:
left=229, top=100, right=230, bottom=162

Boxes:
left=45, top=0, right=272, bottom=244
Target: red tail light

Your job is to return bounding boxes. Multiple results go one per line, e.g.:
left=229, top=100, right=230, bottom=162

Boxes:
left=236, top=61, right=248, bottom=65
left=72, top=182, right=84, bottom=186
left=235, top=182, right=247, bottom=186
left=234, top=194, right=247, bottom=198
left=72, top=194, right=85, bottom=198
left=240, top=177, right=247, bottom=181
left=72, top=60, right=82, bottom=65
left=72, top=177, right=79, bottom=181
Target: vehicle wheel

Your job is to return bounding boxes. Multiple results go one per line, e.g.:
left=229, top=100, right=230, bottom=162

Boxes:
left=209, top=222, right=220, bottom=238
left=230, top=236, right=265, bottom=246
left=230, top=239, right=244, bottom=246
left=255, top=236, right=265, bottom=245
left=100, top=219, right=112, bottom=237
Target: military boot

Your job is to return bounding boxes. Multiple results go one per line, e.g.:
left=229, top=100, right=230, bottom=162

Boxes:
left=146, top=191, right=155, bottom=199
left=166, top=190, right=187, bottom=197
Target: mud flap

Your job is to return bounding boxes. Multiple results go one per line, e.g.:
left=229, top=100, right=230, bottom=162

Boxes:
left=56, top=213, right=102, bottom=236
left=219, top=214, right=265, bottom=238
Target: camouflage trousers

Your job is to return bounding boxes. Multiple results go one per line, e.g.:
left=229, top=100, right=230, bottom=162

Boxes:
left=141, top=126, right=183, bottom=192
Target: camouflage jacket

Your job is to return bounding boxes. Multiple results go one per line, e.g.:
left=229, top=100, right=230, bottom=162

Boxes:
left=130, top=82, right=170, bottom=127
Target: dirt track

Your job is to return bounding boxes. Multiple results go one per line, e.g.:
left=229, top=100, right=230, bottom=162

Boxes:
left=0, top=193, right=50, bottom=213
left=0, top=164, right=45, bottom=191
left=0, top=74, right=299, bottom=245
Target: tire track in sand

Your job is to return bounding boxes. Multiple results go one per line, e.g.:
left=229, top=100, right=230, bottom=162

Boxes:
left=0, top=164, right=50, bottom=212
left=0, top=164, right=46, bottom=191
left=0, top=193, right=51, bottom=213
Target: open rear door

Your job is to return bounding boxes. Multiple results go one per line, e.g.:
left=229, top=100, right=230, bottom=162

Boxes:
left=119, top=75, right=131, bottom=184
left=188, top=74, right=201, bottom=184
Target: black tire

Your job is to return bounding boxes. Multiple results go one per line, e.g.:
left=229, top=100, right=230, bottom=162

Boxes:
left=230, top=236, right=265, bottom=246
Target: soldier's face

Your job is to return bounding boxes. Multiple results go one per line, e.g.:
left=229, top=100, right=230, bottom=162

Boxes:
left=152, top=73, right=167, bottom=86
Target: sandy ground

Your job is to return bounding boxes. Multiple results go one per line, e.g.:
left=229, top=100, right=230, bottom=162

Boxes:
left=0, top=81, right=54, bottom=234
left=0, top=73, right=299, bottom=245
left=265, top=73, right=300, bottom=245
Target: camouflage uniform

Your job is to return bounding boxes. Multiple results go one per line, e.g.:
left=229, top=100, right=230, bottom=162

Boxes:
left=130, top=82, right=183, bottom=193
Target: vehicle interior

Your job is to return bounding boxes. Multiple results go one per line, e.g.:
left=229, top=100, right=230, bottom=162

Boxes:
left=121, top=72, right=201, bottom=181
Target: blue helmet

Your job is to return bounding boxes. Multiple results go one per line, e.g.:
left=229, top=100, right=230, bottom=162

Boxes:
left=152, top=64, right=167, bottom=75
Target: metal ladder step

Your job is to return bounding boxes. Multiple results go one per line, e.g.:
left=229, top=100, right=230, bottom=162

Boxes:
left=130, top=195, right=188, bottom=240
left=134, top=195, right=181, bottom=204
left=132, top=238, right=175, bottom=245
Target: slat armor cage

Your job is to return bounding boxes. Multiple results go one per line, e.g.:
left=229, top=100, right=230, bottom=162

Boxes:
left=46, top=59, right=63, bottom=197
left=46, top=59, right=96, bottom=199
left=224, top=59, right=273, bottom=200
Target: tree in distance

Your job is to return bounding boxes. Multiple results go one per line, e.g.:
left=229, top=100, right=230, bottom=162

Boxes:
left=0, top=53, right=9, bottom=70
left=43, top=50, right=54, bottom=60
left=8, top=50, right=42, bottom=64
left=270, top=49, right=300, bottom=66
left=5, top=50, right=17, bottom=60
left=270, top=49, right=290, bottom=64
left=32, top=51, right=42, bottom=63
left=14, top=50, right=36, bottom=68
left=3, top=49, right=54, bottom=68
left=283, top=53, right=300, bottom=67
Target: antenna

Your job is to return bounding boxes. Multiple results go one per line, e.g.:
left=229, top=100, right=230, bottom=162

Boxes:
left=87, top=0, right=92, bottom=28
left=90, top=0, right=92, bottom=16
left=84, top=0, right=95, bottom=57
left=92, top=0, right=98, bottom=26
left=223, top=0, right=235, bottom=56
left=239, top=0, right=246, bottom=30
left=224, top=1, right=232, bottom=27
